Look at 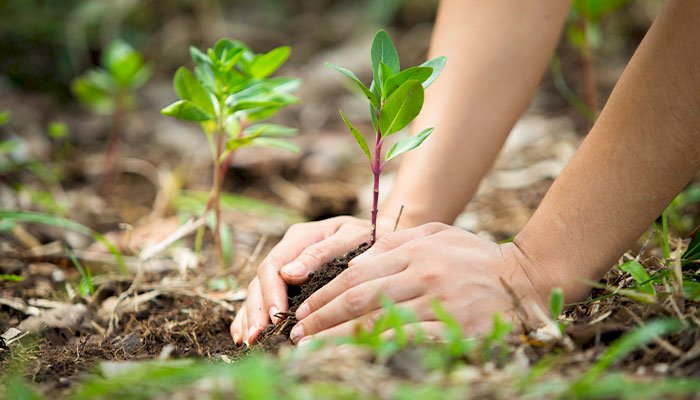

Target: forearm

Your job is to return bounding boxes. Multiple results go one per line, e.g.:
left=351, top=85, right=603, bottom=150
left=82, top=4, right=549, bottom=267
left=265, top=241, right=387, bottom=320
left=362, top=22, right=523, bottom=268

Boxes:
left=382, top=0, right=571, bottom=227
left=515, top=0, right=700, bottom=301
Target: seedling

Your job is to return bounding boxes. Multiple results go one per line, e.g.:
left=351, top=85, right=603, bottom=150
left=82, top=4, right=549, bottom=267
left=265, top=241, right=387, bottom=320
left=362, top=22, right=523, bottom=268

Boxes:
left=161, top=38, right=300, bottom=267
left=72, top=40, right=151, bottom=194
left=559, top=0, right=628, bottom=121
left=326, top=30, right=445, bottom=245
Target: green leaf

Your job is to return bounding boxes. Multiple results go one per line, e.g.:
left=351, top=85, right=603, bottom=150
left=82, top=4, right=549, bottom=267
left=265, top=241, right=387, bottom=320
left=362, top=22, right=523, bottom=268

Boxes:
left=682, top=281, right=700, bottom=301
left=250, top=137, right=299, bottom=153
left=0, top=274, right=24, bottom=282
left=420, top=56, right=447, bottom=88
left=71, top=73, right=114, bottom=114
left=213, top=40, right=244, bottom=72
left=194, top=64, right=217, bottom=93
left=379, top=80, right=424, bottom=136
left=0, top=110, right=10, bottom=126
left=377, top=62, right=394, bottom=98
left=47, top=122, right=69, bottom=139
left=189, top=46, right=212, bottom=67
left=549, top=287, right=564, bottom=318
left=173, top=67, right=214, bottom=115
left=383, top=66, right=433, bottom=98
left=161, top=100, right=213, bottom=122
left=682, top=230, right=700, bottom=267
left=340, top=111, right=371, bottom=161
left=102, top=40, right=149, bottom=88
left=325, top=62, right=378, bottom=109
left=619, top=260, right=656, bottom=295
left=243, top=123, right=297, bottom=138
left=175, top=190, right=305, bottom=225
left=250, top=46, right=291, bottom=78
left=371, top=30, right=400, bottom=87
left=385, top=127, right=432, bottom=161
left=219, top=220, right=233, bottom=268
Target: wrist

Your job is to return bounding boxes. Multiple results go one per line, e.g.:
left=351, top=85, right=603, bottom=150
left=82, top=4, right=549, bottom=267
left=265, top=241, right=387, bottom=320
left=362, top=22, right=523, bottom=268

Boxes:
left=510, top=230, right=592, bottom=303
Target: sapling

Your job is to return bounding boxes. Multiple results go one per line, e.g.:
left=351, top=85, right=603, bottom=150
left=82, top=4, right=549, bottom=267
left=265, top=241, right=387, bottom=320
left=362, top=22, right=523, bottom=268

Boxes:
left=326, top=30, right=445, bottom=245
left=161, top=38, right=300, bottom=267
left=72, top=40, right=151, bottom=194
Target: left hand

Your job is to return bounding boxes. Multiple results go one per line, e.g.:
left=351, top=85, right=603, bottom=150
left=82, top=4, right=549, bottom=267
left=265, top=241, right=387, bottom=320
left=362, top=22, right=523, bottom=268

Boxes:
left=289, top=223, right=550, bottom=345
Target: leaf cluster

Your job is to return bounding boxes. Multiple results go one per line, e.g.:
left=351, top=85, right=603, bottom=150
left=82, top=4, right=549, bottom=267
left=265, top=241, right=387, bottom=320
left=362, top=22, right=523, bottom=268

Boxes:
left=567, top=0, right=628, bottom=53
left=71, top=40, right=151, bottom=114
left=161, top=38, right=300, bottom=153
left=327, top=30, right=445, bottom=165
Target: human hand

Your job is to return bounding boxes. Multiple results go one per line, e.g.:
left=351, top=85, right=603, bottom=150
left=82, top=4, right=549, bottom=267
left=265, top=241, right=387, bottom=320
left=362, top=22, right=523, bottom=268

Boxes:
left=230, top=215, right=396, bottom=346
left=288, top=223, right=552, bottom=345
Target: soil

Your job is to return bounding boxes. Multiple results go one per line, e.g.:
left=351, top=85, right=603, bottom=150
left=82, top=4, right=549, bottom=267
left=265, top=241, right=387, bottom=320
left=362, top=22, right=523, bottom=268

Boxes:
left=253, top=243, right=370, bottom=350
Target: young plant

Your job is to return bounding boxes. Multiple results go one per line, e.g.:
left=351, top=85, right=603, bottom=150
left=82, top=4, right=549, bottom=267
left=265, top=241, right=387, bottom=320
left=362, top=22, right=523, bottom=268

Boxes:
left=161, top=38, right=300, bottom=267
left=326, top=30, right=445, bottom=245
left=562, top=0, right=628, bottom=121
left=72, top=40, right=151, bottom=195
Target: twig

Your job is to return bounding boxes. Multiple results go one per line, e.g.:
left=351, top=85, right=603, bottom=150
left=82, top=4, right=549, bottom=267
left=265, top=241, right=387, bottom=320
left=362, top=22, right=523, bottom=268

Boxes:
left=393, top=205, right=404, bottom=232
left=621, top=307, right=683, bottom=358
left=139, top=217, right=206, bottom=261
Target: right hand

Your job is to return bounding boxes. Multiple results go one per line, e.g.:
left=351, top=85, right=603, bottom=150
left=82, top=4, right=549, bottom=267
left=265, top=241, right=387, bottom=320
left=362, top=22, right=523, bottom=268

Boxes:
left=230, top=216, right=394, bottom=346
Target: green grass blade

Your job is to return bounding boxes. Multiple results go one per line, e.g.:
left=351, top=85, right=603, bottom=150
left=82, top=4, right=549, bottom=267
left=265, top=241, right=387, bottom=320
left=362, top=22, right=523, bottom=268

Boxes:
left=619, top=260, right=656, bottom=295
left=570, top=318, right=684, bottom=394
left=0, top=210, right=126, bottom=273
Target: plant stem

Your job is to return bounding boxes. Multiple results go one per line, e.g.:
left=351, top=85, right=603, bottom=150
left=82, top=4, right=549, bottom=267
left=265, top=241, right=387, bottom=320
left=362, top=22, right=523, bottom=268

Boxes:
left=370, top=127, right=383, bottom=246
left=579, top=18, right=598, bottom=124
left=212, top=128, right=225, bottom=269
left=98, top=93, right=125, bottom=196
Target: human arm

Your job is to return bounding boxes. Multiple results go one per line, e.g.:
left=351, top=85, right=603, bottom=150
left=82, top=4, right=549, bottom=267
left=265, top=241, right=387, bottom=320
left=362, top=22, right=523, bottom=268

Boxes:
left=382, top=0, right=572, bottom=227
left=288, top=0, right=700, bottom=343
left=231, top=0, right=572, bottom=345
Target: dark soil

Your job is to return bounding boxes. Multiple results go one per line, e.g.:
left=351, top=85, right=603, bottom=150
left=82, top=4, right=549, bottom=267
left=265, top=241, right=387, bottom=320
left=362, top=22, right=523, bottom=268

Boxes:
left=253, top=243, right=370, bottom=350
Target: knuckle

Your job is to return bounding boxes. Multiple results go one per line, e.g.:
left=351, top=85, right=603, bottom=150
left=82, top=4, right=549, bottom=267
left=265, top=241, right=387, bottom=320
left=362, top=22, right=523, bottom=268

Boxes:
left=374, top=234, right=397, bottom=251
left=286, top=222, right=308, bottom=236
left=343, top=288, right=369, bottom=316
left=301, top=244, right=329, bottom=264
left=257, top=257, right=277, bottom=275
left=305, top=291, right=326, bottom=314
left=423, top=222, right=447, bottom=234
left=339, top=266, right=361, bottom=288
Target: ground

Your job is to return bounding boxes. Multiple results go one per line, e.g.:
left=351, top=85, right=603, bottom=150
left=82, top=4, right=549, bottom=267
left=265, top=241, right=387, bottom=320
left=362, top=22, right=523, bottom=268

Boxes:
left=1, top=2, right=699, bottom=398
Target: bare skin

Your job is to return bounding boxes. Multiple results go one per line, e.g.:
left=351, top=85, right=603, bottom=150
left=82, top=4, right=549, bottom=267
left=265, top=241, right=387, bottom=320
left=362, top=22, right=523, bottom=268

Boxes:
left=232, top=0, right=700, bottom=346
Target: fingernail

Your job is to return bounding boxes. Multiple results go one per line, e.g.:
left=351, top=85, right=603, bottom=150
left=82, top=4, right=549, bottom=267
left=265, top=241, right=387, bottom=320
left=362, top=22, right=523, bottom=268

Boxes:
left=246, top=325, right=258, bottom=346
left=269, top=306, right=280, bottom=323
left=295, top=303, right=310, bottom=320
left=281, top=261, right=307, bottom=278
left=232, top=330, right=241, bottom=344
left=290, top=324, right=305, bottom=344
left=297, top=335, right=313, bottom=347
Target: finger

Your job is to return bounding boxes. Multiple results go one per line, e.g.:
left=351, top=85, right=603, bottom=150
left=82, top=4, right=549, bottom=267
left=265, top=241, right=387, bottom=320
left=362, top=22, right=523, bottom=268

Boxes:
left=296, top=298, right=437, bottom=344
left=296, top=249, right=411, bottom=320
left=244, top=279, right=267, bottom=346
left=350, top=222, right=449, bottom=266
left=256, top=258, right=288, bottom=324
left=257, top=218, right=350, bottom=320
left=281, top=228, right=368, bottom=285
left=231, top=304, right=245, bottom=345
left=290, top=273, right=424, bottom=343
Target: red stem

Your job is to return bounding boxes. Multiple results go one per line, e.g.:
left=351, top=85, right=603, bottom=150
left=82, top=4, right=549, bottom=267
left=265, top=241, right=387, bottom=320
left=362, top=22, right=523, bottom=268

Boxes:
left=370, top=127, right=383, bottom=245
left=98, top=97, right=124, bottom=196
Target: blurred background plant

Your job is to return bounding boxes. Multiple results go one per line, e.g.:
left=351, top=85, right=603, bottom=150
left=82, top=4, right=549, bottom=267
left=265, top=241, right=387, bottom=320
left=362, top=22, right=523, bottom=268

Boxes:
left=72, top=39, right=151, bottom=194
